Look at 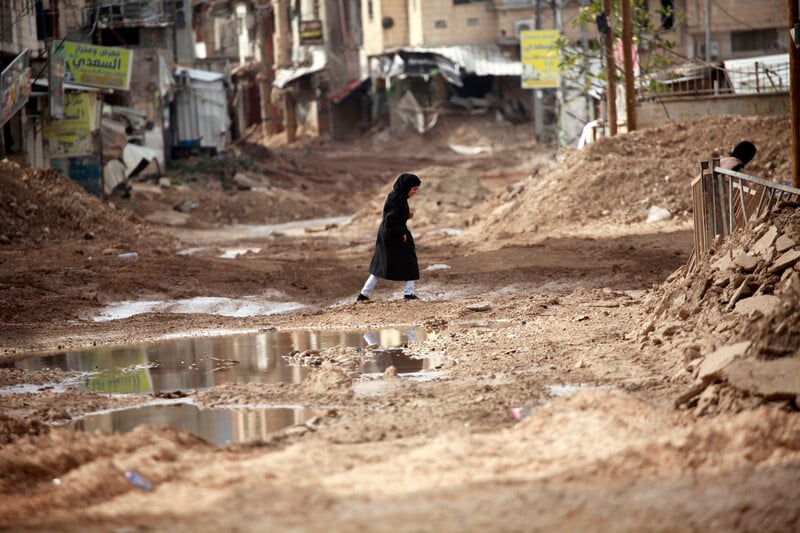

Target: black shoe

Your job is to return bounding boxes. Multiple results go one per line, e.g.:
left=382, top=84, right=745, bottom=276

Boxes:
left=403, top=294, right=419, bottom=300
left=357, top=293, right=369, bottom=302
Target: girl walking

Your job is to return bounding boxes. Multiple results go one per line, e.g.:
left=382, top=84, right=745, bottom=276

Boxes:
left=357, top=173, right=421, bottom=302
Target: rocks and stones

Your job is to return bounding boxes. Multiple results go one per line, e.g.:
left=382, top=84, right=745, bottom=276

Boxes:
left=733, top=294, right=781, bottom=316
left=696, top=341, right=751, bottom=380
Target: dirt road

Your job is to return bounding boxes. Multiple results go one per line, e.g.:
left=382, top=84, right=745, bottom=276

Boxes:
left=1, top=114, right=798, bottom=531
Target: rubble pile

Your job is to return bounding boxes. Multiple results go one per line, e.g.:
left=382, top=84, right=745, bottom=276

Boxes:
left=0, top=161, right=169, bottom=249
left=643, top=205, right=800, bottom=415
left=467, top=115, right=791, bottom=242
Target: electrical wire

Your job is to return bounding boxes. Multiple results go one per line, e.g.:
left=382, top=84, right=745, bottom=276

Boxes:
left=711, top=0, right=761, bottom=30
left=0, top=1, right=36, bottom=44
left=26, top=5, right=99, bottom=91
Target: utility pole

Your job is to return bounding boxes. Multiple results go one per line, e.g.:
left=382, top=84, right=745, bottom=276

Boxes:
left=602, top=0, right=617, bottom=135
left=552, top=0, right=561, bottom=33
left=705, top=0, right=712, bottom=63
left=790, top=0, right=800, bottom=187
left=579, top=0, right=592, bottom=128
left=171, top=0, right=179, bottom=65
left=621, top=0, right=636, bottom=131
left=257, top=1, right=273, bottom=138
left=533, top=0, right=543, bottom=142
left=274, top=0, right=296, bottom=143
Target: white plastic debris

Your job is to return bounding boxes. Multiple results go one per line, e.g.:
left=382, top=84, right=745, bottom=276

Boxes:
left=646, top=206, right=671, bottom=223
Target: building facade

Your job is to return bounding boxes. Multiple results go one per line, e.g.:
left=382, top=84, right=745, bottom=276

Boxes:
left=0, top=0, right=41, bottom=163
left=0, top=0, right=791, bottom=176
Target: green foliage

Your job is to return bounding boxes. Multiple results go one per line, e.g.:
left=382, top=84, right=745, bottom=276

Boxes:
left=558, top=0, right=681, bottom=93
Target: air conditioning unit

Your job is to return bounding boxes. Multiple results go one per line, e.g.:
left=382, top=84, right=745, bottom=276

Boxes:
left=697, top=41, right=719, bottom=59
left=514, top=19, right=534, bottom=38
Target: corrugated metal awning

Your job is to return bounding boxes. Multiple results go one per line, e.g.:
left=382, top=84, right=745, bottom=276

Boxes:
left=274, top=49, right=327, bottom=89
left=394, top=43, right=522, bottom=78
left=175, top=67, right=225, bottom=83
left=328, top=77, right=369, bottom=104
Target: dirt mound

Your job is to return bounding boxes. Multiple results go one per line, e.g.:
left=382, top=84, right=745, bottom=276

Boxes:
left=0, top=424, right=212, bottom=524
left=464, top=115, right=791, bottom=243
left=641, top=205, right=800, bottom=415
left=338, top=165, right=492, bottom=238
left=0, top=161, right=172, bottom=250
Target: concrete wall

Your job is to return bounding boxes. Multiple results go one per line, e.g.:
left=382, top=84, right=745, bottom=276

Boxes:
left=324, top=0, right=361, bottom=87
left=0, top=0, right=38, bottom=55
left=685, top=0, right=784, bottom=34
left=637, top=92, right=789, bottom=129
left=414, top=0, right=497, bottom=46
left=408, top=0, right=422, bottom=45
left=362, top=0, right=409, bottom=56
left=361, top=0, right=381, bottom=56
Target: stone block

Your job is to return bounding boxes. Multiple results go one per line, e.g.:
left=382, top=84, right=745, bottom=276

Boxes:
left=769, top=249, right=800, bottom=273
left=775, top=234, right=796, bottom=253
left=733, top=294, right=781, bottom=316
left=726, top=357, right=800, bottom=398
left=697, top=341, right=751, bottom=379
left=733, top=253, right=759, bottom=272
left=751, top=225, right=777, bottom=255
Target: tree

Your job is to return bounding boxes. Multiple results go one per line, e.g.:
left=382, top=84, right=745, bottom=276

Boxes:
left=558, top=0, right=679, bottom=95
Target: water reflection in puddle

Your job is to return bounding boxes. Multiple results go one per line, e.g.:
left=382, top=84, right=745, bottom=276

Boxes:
left=91, top=295, right=305, bottom=322
left=547, top=383, right=614, bottom=396
left=64, top=402, right=317, bottom=446
left=361, top=348, right=443, bottom=375
left=2, top=327, right=432, bottom=395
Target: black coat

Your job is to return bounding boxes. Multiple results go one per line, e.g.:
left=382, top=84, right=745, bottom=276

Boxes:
left=369, top=174, right=420, bottom=281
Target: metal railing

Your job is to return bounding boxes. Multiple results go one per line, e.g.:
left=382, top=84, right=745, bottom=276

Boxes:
left=84, top=0, right=172, bottom=29
left=690, top=159, right=800, bottom=267
left=641, top=60, right=789, bottom=100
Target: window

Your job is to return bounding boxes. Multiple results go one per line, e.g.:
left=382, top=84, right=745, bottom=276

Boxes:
left=35, top=0, right=59, bottom=41
left=0, top=1, right=12, bottom=43
left=454, top=0, right=485, bottom=4
left=660, top=0, right=673, bottom=30
left=732, top=29, right=780, bottom=53
left=435, top=20, right=447, bottom=28
left=467, top=18, right=479, bottom=26
left=100, top=27, right=141, bottom=46
left=367, top=0, right=373, bottom=20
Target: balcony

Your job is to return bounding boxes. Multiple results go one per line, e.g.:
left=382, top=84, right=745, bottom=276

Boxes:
left=84, top=0, right=173, bottom=29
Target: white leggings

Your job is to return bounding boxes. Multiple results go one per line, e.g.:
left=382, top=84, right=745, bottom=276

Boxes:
left=361, top=274, right=415, bottom=296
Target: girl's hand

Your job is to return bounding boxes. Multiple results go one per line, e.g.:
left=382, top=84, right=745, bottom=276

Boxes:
left=408, top=210, right=414, bottom=219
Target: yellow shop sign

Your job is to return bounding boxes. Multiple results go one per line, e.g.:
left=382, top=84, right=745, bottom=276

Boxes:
left=520, top=30, right=561, bottom=89
left=59, top=42, right=133, bottom=91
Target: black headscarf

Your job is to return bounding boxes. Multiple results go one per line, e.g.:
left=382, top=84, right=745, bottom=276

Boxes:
left=392, top=173, right=421, bottom=197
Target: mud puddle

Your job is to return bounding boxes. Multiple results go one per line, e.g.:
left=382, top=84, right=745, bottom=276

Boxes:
left=172, top=216, right=352, bottom=244
left=361, top=347, right=444, bottom=375
left=64, top=401, right=318, bottom=446
left=548, top=383, right=614, bottom=396
left=91, top=293, right=305, bottom=322
left=1, top=326, right=431, bottom=394
left=4, top=327, right=436, bottom=444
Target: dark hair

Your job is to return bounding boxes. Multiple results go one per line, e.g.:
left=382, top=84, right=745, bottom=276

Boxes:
left=730, top=141, right=757, bottom=165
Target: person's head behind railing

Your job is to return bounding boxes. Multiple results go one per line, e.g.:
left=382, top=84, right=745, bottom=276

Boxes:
left=721, top=140, right=757, bottom=171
